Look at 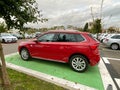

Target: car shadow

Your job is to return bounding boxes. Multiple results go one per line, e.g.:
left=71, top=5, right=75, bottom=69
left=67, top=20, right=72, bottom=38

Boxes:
left=28, top=58, right=70, bottom=69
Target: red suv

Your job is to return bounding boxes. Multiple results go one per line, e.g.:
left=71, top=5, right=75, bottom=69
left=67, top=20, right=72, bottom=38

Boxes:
left=18, top=30, right=100, bottom=72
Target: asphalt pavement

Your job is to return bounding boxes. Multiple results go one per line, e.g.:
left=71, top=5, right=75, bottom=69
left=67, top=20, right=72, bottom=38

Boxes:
left=100, top=44, right=120, bottom=90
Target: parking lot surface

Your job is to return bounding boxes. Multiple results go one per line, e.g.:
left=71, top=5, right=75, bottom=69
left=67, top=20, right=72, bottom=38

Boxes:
left=100, top=44, right=120, bottom=90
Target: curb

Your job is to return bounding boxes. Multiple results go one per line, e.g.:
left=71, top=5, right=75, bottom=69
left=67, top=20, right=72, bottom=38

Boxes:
left=98, top=57, right=117, bottom=90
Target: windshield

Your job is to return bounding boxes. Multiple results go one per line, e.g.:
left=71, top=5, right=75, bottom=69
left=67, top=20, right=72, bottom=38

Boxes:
left=1, top=33, right=12, bottom=36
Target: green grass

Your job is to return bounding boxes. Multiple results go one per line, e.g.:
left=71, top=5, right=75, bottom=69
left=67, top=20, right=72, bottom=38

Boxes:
left=5, top=54, right=104, bottom=90
left=0, top=68, right=65, bottom=90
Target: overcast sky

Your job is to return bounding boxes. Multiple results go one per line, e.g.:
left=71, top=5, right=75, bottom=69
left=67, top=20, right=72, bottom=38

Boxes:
left=1, top=0, right=120, bottom=29
left=26, top=0, right=119, bottom=29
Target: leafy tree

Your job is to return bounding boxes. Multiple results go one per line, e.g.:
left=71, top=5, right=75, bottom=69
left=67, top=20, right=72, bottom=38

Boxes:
left=83, top=23, right=88, bottom=32
left=91, top=19, right=102, bottom=39
left=0, top=23, right=7, bottom=33
left=92, top=19, right=102, bottom=34
left=108, top=27, right=116, bottom=33
left=0, top=0, right=47, bottom=88
left=67, top=25, right=75, bottom=29
left=0, top=0, right=48, bottom=30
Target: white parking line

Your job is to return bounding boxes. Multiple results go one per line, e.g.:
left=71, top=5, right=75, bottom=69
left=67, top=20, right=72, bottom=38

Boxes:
left=114, top=78, right=120, bottom=89
left=104, top=57, right=120, bottom=61
left=102, top=57, right=110, bottom=64
left=98, top=58, right=117, bottom=90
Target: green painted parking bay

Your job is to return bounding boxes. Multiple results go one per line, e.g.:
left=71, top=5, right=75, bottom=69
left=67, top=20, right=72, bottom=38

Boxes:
left=5, top=54, right=104, bottom=90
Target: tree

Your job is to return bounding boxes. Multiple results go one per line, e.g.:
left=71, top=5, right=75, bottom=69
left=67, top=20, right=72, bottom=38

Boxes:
left=83, top=23, right=88, bottom=32
left=0, top=23, right=7, bottom=33
left=92, top=19, right=102, bottom=33
left=89, top=0, right=104, bottom=39
left=91, top=19, right=102, bottom=39
left=67, top=25, right=75, bottom=29
left=0, top=0, right=47, bottom=88
left=108, top=27, right=116, bottom=33
left=0, top=23, right=10, bottom=88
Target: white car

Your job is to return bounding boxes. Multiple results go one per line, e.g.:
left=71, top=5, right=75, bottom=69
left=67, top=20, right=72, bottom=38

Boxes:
left=99, top=33, right=108, bottom=42
left=103, top=34, right=120, bottom=50
left=0, top=33, right=18, bottom=43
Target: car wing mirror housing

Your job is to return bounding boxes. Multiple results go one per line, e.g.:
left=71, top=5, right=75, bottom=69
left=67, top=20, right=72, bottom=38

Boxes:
left=33, top=39, right=39, bottom=43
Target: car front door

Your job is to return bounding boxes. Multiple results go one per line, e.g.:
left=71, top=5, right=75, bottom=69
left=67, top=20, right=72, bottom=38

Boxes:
left=31, top=33, right=56, bottom=59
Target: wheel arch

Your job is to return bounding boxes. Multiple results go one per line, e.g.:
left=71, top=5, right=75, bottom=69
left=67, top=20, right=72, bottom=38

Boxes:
left=2, top=39, right=5, bottom=43
left=19, top=46, right=30, bottom=55
left=110, top=43, right=119, bottom=49
left=69, top=53, right=90, bottom=64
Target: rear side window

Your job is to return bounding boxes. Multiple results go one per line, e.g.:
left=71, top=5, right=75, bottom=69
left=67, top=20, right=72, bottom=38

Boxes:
left=55, top=33, right=85, bottom=42
left=56, top=33, right=76, bottom=42
left=76, top=34, right=85, bottom=42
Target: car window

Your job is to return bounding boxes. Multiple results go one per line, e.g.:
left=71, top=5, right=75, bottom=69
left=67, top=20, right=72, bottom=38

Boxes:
left=38, top=33, right=55, bottom=42
left=111, top=35, right=120, bottom=39
left=55, top=33, right=77, bottom=42
left=76, top=34, right=85, bottom=42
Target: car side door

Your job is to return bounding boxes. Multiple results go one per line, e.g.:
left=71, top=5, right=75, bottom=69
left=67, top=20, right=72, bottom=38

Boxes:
left=32, top=33, right=56, bottom=59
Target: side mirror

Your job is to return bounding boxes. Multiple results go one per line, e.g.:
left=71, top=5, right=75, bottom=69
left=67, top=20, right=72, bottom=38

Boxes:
left=33, top=39, right=38, bottom=43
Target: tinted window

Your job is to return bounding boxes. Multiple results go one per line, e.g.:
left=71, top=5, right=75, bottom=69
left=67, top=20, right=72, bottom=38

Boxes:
left=111, top=35, right=120, bottom=39
left=76, top=34, right=85, bottom=42
left=38, top=33, right=55, bottom=42
left=55, top=33, right=76, bottom=42
left=55, top=33, right=84, bottom=42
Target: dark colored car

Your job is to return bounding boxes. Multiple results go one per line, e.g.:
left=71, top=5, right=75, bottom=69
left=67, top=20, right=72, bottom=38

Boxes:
left=18, top=30, right=100, bottom=72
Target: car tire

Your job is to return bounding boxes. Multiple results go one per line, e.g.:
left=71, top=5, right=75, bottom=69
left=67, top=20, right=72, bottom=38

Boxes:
left=111, top=43, right=119, bottom=50
left=101, top=39, right=103, bottom=43
left=20, top=48, right=30, bottom=60
left=70, top=55, right=88, bottom=72
left=2, top=39, right=5, bottom=43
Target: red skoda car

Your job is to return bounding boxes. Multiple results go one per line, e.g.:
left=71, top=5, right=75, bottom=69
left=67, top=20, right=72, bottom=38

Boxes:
left=18, top=30, right=100, bottom=72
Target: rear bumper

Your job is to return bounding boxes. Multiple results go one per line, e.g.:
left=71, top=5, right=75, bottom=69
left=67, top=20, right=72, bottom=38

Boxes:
left=89, top=54, right=100, bottom=66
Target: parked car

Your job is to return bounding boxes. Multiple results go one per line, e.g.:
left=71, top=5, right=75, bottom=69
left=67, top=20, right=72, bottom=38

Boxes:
left=25, top=33, right=31, bottom=39
left=0, top=33, right=18, bottom=43
left=35, top=32, right=41, bottom=38
left=99, top=33, right=108, bottom=43
left=103, top=34, right=115, bottom=43
left=18, top=30, right=100, bottom=72
left=103, top=34, right=120, bottom=50
left=12, top=33, right=23, bottom=39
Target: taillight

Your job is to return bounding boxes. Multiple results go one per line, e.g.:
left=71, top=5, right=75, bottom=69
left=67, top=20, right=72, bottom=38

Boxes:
left=90, top=45, right=98, bottom=50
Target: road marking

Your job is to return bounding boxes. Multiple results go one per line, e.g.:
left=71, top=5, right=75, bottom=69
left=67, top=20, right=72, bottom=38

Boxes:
left=103, top=57, right=120, bottom=61
left=98, top=58, right=117, bottom=90
left=100, top=48, right=120, bottom=52
left=102, top=57, right=110, bottom=64
left=114, top=78, right=120, bottom=89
